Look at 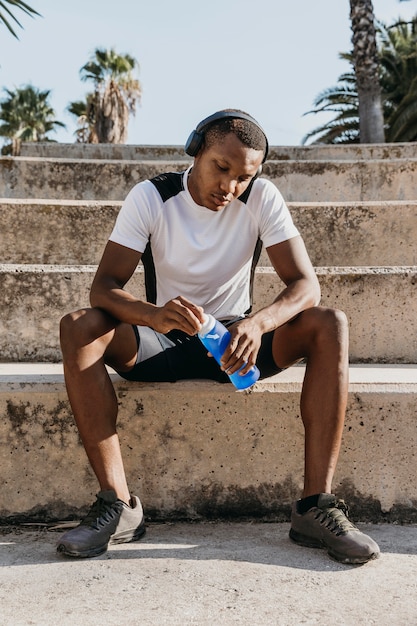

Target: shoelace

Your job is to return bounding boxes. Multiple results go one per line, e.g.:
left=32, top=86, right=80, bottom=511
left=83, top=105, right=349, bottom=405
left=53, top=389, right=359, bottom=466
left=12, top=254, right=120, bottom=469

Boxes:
left=80, top=497, right=122, bottom=531
left=314, top=500, right=358, bottom=536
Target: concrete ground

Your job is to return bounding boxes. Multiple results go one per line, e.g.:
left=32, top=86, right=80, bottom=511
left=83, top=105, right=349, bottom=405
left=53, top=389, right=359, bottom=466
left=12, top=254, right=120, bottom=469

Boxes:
left=1, top=521, right=416, bottom=625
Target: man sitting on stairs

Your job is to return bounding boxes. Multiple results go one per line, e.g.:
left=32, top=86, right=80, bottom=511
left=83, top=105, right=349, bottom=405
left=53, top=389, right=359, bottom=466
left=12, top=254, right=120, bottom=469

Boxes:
left=57, top=109, right=380, bottom=564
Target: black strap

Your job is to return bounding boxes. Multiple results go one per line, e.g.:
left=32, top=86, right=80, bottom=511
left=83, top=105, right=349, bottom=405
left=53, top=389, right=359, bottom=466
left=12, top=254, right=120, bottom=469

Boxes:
left=141, top=238, right=157, bottom=304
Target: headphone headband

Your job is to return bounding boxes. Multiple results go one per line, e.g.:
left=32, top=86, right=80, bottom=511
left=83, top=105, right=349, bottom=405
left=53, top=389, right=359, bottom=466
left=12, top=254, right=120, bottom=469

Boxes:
left=185, top=110, right=269, bottom=166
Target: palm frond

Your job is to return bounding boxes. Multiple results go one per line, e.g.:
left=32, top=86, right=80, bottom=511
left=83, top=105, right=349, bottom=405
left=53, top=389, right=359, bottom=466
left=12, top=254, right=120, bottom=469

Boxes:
left=0, top=0, right=41, bottom=38
left=303, top=14, right=417, bottom=144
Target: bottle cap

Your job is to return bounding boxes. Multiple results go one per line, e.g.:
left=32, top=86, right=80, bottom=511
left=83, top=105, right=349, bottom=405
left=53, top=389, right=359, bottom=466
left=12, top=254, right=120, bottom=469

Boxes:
left=199, top=313, right=215, bottom=335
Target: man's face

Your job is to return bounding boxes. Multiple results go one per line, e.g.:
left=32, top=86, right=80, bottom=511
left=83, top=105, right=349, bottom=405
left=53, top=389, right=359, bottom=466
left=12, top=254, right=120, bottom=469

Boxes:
left=187, top=132, right=264, bottom=212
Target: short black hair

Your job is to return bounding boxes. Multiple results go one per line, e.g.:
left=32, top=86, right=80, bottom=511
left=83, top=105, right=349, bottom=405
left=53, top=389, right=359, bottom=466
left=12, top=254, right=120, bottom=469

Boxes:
left=203, top=109, right=267, bottom=156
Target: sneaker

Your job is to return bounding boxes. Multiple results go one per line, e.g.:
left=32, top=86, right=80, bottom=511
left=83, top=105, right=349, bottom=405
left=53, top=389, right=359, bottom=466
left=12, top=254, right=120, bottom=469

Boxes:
left=56, top=490, right=146, bottom=558
left=289, top=493, right=380, bottom=564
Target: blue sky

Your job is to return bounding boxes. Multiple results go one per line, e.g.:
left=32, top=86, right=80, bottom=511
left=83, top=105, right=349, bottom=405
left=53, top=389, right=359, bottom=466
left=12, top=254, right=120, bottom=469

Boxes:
left=0, top=0, right=416, bottom=146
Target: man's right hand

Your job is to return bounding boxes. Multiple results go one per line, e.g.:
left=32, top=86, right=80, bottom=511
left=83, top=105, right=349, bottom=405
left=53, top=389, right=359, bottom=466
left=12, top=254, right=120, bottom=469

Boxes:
left=151, top=296, right=204, bottom=335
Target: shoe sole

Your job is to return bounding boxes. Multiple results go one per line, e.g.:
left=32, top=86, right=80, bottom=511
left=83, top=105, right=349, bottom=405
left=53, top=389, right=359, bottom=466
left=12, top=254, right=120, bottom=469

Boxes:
left=57, top=521, right=146, bottom=558
left=289, top=528, right=380, bottom=565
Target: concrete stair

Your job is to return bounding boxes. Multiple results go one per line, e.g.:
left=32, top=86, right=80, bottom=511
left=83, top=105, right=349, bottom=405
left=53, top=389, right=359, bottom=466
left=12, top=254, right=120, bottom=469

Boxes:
left=2, top=154, right=417, bottom=201
left=0, top=264, right=415, bottom=363
left=2, top=198, right=416, bottom=266
left=19, top=141, right=417, bottom=161
left=2, top=362, right=416, bottom=522
left=0, top=142, right=416, bottom=523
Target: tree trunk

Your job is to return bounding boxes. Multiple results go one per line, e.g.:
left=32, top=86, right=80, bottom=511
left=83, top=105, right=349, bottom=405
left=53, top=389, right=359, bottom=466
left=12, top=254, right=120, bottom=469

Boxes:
left=95, top=81, right=129, bottom=144
left=349, top=0, right=385, bottom=142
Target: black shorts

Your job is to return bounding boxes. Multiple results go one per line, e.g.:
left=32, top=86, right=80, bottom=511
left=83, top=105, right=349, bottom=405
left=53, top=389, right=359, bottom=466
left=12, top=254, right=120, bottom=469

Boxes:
left=117, top=318, right=282, bottom=383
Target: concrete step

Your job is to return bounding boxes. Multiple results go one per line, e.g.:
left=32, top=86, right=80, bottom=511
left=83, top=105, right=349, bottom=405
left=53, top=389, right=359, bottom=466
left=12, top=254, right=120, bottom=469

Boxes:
left=20, top=141, right=417, bottom=161
left=262, top=200, right=417, bottom=267
left=2, top=199, right=415, bottom=266
left=263, top=159, right=417, bottom=202
left=0, top=199, right=119, bottom=265
left=0, top=156, right=183, bottom=201
left=0, top=264, right=415, bottom=363
left=1, top=362, right=416, bottom=522
left=2, top=156, right=417, bottom=201
left=20, top=143, right=191, bottom=161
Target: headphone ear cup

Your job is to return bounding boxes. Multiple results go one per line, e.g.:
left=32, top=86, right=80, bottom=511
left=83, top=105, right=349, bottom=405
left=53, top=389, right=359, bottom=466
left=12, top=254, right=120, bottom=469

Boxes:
left=185, top=130, right=203, bottom=157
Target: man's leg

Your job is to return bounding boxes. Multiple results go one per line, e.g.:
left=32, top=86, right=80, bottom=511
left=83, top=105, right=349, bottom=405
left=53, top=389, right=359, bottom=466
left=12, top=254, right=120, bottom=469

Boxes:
left=272, top=306, right=379, bottom=563
left=57, top=308, right=146, bottom=558
left=60, top=307, right=138, bottom=504
left=272, top=306, right=349, bottom=497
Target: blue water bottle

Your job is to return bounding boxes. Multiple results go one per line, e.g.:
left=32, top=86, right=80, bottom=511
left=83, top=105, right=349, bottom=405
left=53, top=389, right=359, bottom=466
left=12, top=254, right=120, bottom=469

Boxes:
left=198, top=314, right=260, bottom=390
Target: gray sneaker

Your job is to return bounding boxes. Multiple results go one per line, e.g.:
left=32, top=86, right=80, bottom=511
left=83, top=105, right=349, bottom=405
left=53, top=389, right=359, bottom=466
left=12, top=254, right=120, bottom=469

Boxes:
left=56, top=490, right=146, bottom=558
left=289, top=493, right=380, bottom=564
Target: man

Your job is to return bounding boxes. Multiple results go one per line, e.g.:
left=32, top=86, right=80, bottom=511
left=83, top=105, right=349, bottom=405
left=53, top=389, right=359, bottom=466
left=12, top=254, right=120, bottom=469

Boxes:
left=57, top=109, right=380, bottom=564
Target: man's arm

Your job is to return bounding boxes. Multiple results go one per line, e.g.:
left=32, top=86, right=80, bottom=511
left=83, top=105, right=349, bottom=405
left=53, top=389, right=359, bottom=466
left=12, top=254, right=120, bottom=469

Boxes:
left=220, top=235, right=320, bottom=374
left=251, top=235, right=321, bottom=334
left=90, top=241, right=204, bottom=335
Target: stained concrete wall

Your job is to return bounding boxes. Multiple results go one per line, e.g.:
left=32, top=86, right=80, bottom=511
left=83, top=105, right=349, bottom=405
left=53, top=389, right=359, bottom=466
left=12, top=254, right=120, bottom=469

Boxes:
left=0, top=265, right=415, bottom=363
left=263, top=159, right=417, bottom=202
left=1, top=365, right=416, bottom=522
left=1, top=199, right=416, bottom=266
left=2, top=156, right=417, bottom=201
left=19, top=141, right=417, bottom=161
left=0, top=200, right=118, bottom=265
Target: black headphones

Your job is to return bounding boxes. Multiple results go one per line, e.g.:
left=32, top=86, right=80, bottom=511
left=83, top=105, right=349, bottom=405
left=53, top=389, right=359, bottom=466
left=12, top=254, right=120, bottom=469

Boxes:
left=185, top=110, right=269, bottom=178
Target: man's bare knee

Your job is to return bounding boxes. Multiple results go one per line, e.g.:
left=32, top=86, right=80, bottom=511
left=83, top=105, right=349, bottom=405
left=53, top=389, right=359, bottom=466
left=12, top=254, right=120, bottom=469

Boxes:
left=288, top=306, right=348, bottom=359
left=60, top=308, right=114, bottom=355
left=308, top=307, right=349, bottom=356
left=320, top=307, right=348, bottom=340
left=61, top=308, right=91, bottom=344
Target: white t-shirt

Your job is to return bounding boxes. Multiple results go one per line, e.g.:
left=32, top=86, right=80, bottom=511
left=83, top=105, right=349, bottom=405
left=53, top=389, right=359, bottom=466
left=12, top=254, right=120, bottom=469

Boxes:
left=109, top=167, right=299, bottom=320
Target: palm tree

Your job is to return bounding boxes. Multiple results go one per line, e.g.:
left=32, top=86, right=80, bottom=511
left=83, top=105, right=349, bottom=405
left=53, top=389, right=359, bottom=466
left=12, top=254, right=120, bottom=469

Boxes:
left=0, top=84, right=65, bottom=155
left=67, top=96, right=97, bottom=144
left=349, top=0, right=385, bottom=142
left=303, top=16, right=417, bottom=144
left=0, top=0, right=40, bottom=39
left=378, top=17, right=417, bottom=141
left=68, top=48, right=142, bottom=144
